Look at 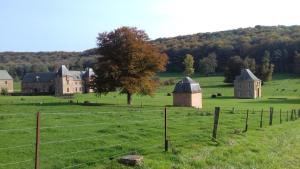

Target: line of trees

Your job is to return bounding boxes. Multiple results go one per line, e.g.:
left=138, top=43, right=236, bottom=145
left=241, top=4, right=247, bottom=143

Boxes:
left=0, top=51, right=98, bottom=80
left=224, top=51, right=274, bottom=83
left=153, top=25, right=300, bottom=75
left=182, top=50, right=275, bottom=83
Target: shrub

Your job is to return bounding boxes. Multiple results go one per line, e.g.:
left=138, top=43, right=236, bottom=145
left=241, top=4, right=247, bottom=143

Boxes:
left=167, top=93, right=172, bottom=96
left=211, top=94, right=217, bottom=98
left=199, top=112, right=205, bottom=116
left=84, top=100, right=90, bottom=104
left=0, top=88, right=8, bottom=96
left=162, top=78, right=176, bottom=86
left=205, top=112, right=212, bottom=116
left=20, top=98, right=25, bottom=101
left=69, top=100, right=74, bottom=104
left=217, top=93, right=222, bottom=96
left=233, top=128, right=242, bottom=134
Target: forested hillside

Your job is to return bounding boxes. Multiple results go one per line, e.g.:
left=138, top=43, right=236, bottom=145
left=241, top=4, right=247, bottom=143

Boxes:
left=1, top=25, right=300, bottom=79
left=0, top=49, right=98, bottom=80
left=153, top=25, right=300, bottom=73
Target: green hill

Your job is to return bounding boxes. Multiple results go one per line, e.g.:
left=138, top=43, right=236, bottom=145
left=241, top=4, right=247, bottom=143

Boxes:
left=2, top=25, right=300, bottom=79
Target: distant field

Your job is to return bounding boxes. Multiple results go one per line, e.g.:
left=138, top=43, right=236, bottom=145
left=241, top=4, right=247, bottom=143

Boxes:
left=0, top=74, right=299, bottom=169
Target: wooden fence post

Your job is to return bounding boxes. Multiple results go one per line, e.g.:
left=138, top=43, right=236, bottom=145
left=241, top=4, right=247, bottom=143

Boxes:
left=269, top=107, right=273, bottom=126
left=290, top=110, right=294, bottom=121
left=35, top=112, right=40, bottom=169
left=244, top=109, right=249, bottom=132
left=164, top=107, right=168, bottom=152
left=260, top=109, right=263, bottom=128
left=212, top=107, right=220, bottom=140
left=280, top=109, right=282, bottom=124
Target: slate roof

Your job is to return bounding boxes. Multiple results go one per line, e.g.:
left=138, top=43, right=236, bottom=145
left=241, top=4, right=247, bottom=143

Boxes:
left=22, top=72, right=56, bottom=83
left=22, top=65, right=94, bottom=83
left=0, top=70, right=13, bottom=80
left=173, top=77, right=201, bottom=93
left=57, top=65, right=69, bottom=76
left=235, top=69, right=260, bottom=81
left=69, top=71, right=85, bottom=80
left=83, top=68, right=95, bottom=78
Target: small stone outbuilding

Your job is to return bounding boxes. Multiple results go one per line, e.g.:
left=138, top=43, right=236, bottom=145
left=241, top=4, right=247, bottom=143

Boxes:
left=234, top=69, right=262, bottom=99
left=173, top=77, right=202, bottom=108
left=0, top=70, right=13, bottom=93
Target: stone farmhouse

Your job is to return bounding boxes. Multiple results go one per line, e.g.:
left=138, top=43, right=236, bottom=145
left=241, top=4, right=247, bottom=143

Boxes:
left=22, top=65, right=94, bottom=96
left=0, top=70, right=14, bottom=93
left=234, top=69, right=262, bottom=99
left=173, top=77, right=202, bottom=108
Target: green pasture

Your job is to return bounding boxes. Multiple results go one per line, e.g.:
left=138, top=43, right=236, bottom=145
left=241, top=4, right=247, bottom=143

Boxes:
left=0, top=74, right=299, bottom=169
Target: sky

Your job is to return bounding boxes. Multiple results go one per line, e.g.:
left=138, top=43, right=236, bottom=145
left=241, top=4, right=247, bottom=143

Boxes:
left=0, top=0, right=300, bottom=52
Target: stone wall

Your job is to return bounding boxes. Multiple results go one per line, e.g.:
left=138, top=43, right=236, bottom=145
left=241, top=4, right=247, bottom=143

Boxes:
left=0, top=80, right=13, bottom=93
left=234, top=80, right=261, bottom=99
left=173, top=92, right=202, bottom=108
left=22, top=82, right=54, bottom=94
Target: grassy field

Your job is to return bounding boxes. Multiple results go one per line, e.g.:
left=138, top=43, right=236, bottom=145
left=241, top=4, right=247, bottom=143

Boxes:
left=0, top=74, right=299, bottom=169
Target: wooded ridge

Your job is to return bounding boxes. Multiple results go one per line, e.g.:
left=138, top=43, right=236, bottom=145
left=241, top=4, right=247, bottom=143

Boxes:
left=1, top=25, right=300, bottom=79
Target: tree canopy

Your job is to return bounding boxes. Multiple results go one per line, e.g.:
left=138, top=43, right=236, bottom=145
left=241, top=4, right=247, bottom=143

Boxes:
left=183, top=54, right=195, bottom=76
left=92, top=27, right=168, bottom=105
left=199, top=52, right=218, bottom=75
left=152, top=25, right=300, bottom=74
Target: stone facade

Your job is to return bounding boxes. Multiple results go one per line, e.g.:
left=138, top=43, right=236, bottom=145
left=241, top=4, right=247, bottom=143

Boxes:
left=0, top=70, right=14, bottom=93
left=173, top=77, right=202, bottom=108
left=22, top=65, right=94, bottom=96
left=234, top=69, right=262, bottom=99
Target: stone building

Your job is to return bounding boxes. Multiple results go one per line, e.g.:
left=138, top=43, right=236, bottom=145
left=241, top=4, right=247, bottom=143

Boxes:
left=173, top=77, right=202, bottom=108
left=234, top=69, right=262, bottom=99
left=22, top=65, right=94, bottom=95
left=0, top=70, right=14, bottom=93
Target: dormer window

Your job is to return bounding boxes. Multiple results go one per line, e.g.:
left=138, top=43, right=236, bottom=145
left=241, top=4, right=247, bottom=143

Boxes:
left=35, top=76, right=40, bottom=82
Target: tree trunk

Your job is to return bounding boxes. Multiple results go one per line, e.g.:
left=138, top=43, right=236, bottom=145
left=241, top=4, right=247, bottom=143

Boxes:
left=127, top=92, right=132, bottom=105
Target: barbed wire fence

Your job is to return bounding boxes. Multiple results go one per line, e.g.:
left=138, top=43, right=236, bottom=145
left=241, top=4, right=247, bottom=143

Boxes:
left=0, top=106, right=299, bottom=168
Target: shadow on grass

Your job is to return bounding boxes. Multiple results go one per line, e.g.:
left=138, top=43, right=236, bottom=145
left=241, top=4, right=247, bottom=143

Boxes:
left=244, top=98, right=300, bottom=105
left=12, top=102, right=116, bottom=107
left=202, top=84, right=233, bottom=89
left=207, top=96, right=235, bottom=99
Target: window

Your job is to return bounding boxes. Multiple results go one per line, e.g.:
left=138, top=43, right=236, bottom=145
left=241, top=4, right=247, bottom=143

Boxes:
left=5, top=81, right=7, bottom=85
left=67, top=80, right=69, bottom=85
left=67, top=88, right=69, bottom=92
left=75, top=82, right=77, bottom=85
left=238, top=90, right=241, bottom=97
left=248, top=82, right=251, bottom=89
left=75, top=88, right=77, bottom=92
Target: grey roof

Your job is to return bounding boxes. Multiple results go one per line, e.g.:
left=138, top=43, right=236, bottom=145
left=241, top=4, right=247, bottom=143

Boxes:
left=22, top=65, right=94, bottom=83
left=57, top=65, right=69, bottom=76
left=173, top=77, right=201, bottom=93
left=69, top=71, right=85, bottom=80
left=235, top=69, right=260, bottom=81
left=0, top=70, right=13, bottom=80
left=22, top=72, right=56, bottom=83
left=83, top=68, right=95, bottom=77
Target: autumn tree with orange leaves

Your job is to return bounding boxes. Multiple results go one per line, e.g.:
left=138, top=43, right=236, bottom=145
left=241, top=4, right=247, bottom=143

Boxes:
left=92, top=27, right=168, bottom=105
